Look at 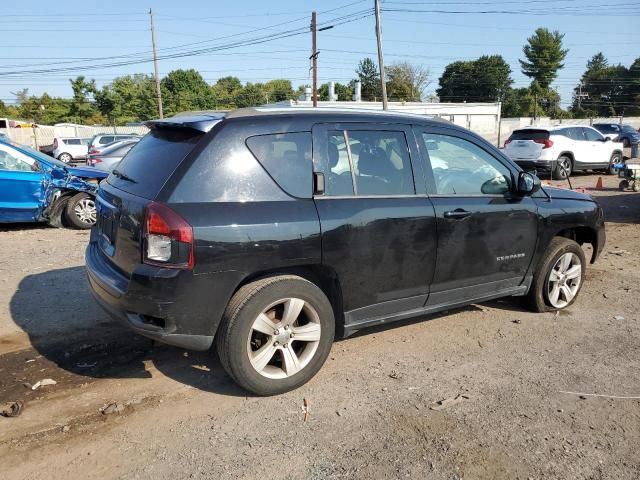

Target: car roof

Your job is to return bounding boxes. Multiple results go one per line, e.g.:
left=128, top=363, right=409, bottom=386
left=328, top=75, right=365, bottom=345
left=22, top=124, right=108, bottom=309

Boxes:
left=146, top=107, right=451, bottom=133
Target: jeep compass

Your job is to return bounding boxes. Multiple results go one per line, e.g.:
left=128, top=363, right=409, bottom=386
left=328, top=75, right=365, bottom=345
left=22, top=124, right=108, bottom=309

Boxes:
left=86, top=108, right=605, bottom=395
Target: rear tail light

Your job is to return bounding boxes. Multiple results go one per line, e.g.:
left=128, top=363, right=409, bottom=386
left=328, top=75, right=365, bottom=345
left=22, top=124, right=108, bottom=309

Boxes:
left=89, top=148, right=99, bottom=154
left=92, top=157, right=103, bottom=164
left=53, top=138, right=58, bottom=149
left=143, top=202, right=194, bottom=269
left=534, top=139, right=554, bottom=149
left=504, top=138, right=512, bottom=147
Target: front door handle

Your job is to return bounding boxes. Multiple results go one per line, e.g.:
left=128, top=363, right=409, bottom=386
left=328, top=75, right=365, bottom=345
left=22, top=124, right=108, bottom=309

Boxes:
left=444, top=208, right=472, bottom=219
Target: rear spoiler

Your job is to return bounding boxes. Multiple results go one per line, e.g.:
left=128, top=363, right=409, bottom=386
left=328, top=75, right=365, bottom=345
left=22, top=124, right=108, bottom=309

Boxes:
left=145, top=113, right=226, bottom=133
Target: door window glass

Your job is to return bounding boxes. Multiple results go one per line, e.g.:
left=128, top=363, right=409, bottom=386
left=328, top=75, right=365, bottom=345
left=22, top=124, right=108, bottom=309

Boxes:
left=326, top=131, right=355, bottom=196
left=65, top=138, right=81, bottom=145
left=583, top=128, right=603, bottom=142
left=0, top=144, right=37, bottom=172
left=345, top=130, right=414, bottom=196
left=568, top=128, right=585, bottom=141
left=422, top=133, right=511, bottom=195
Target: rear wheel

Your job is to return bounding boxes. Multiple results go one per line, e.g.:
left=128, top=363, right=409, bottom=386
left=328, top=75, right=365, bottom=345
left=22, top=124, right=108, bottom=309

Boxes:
left=58, top=152, right=72, bottom=163
left=216, top=275, right=335, bottom=396
left=608, top=152, right=623, bottom=175
left=64, top=193, right=96, bottom=229
left=527, top=237, right=585, bottom=312
left=554, top=155, right=572, bottom=179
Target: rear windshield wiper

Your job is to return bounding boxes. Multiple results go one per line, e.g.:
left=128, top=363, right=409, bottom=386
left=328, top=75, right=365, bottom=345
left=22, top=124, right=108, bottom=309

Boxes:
left=111, top=168, right=137, bottom=183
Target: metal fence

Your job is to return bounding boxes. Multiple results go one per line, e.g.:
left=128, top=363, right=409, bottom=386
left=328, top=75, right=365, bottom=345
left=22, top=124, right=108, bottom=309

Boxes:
left=0, top=124, right=149, bottom=149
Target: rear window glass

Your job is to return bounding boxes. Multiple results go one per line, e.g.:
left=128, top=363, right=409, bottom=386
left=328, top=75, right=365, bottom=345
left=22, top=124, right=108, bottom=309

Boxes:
left=509, top=130, right=549, bottom=141
left=246, top=132, right=312, bottom=198
left=107, top=128, right=202, bottom=199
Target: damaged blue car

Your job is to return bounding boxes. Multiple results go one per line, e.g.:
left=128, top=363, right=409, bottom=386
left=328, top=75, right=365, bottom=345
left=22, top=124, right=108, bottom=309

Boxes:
left=0, top=139, right=108, bottom=229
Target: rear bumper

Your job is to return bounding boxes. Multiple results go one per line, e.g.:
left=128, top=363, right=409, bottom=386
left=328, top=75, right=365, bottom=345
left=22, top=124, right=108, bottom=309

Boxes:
left=85, top=239, right=216, bottom=351
left=514, top=159, right=555, bottom=172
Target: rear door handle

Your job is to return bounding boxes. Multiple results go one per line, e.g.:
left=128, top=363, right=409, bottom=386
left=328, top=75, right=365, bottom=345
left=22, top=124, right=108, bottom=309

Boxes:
left=444, top=209, right=472, bottom=219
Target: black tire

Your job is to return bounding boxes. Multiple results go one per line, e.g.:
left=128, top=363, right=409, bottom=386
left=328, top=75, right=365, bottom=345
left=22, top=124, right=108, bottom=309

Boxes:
left=58, top=152, right=72, bottom=163
left=64, top=193, right=96, bottom=229
left=608, top=152, right=623, bottom=175
left=216, top=275, right=335, bottom=396
left=619, top=180, right=629, bottom=191
left=554, top=155, right=572, bottom=179
left=527, top=237, right=586, bottom=313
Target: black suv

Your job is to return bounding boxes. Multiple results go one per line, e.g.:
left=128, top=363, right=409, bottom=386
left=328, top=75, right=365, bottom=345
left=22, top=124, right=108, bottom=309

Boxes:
left=86, top=109, right=605, bottom=395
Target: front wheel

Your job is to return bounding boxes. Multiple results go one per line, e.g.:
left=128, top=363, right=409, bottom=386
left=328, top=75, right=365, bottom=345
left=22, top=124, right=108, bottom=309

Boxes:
left=64, top=193, right=96, bottom=229
left=527, top=237, right=586, bottom=312
left=216, top=275, right=335, bottom=395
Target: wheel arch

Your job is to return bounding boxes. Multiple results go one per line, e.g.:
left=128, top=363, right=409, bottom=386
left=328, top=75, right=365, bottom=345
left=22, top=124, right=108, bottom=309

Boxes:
left=232, top=265, right=346, bottom=336
left=554, top=226, right=600, bottom=264
left=557, top=151, right=574, bottom=162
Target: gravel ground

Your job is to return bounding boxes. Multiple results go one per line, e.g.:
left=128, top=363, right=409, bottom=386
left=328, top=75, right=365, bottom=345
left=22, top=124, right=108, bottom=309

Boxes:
left=0, top=172, right=639, bottom=480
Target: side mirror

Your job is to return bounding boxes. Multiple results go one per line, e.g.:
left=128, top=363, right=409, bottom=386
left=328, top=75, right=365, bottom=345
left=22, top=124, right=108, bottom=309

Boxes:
left=517, top=171, right=541, bottom=196
left=603, top=137, right=611, bottom=142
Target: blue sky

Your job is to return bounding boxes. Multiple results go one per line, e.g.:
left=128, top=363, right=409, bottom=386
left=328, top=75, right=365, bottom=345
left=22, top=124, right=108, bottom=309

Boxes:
left=0, top=0, right=638, bottom=108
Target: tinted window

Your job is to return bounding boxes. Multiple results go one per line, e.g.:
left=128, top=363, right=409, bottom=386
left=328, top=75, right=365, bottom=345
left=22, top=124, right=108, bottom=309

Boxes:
left=335, top=130, right=414, bottom=196
left=567, top=128, right=585, bottom=141
left=326, top=131, right=355, bottom=196
left=99, top=136, right=114, bottom=145
left=621, top=125, right=637, bottom=133
left=509, top=129, right=549, bottom=141
left=594, top=124, right=619, bottom=133
left=246, top=132, right=312, bottom=198
left=64, top=138, right=81, bottom=145
left=422, top=133, right=511, bottom=195
left=107, top=128, right=202, bottom=199
left=583, top=128, right=603, bottom=142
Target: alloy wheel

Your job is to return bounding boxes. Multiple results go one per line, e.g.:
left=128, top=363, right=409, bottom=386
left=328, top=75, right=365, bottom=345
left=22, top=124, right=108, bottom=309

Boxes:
left=247, top=297, right=321, bottom=379
left=73, top=198, right=97, bottom=225
left=547, top=252, right=582, bottom=308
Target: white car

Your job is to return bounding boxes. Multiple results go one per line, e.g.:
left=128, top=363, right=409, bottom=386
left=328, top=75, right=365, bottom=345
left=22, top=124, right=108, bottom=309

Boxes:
left=52, top=137, right=90, bottom=163
left=504, top=125, right=624, bottom=178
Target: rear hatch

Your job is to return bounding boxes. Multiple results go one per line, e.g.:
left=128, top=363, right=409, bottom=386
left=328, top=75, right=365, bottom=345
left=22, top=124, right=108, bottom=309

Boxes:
left=504, top=129, right=550, bottom=160
left=95, top=127, right=204, bottom=276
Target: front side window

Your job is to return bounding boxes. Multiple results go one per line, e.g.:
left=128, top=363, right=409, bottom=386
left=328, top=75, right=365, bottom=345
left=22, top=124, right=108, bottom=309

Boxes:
left=583, top=128, right=603, bottom=142
left=246, top=132, right=312, bottom=198
left=422, top=133, right=511, bottom=195
left=568, top=128, right=585, bottom=141
left=324, top=130, right=414, bottom=196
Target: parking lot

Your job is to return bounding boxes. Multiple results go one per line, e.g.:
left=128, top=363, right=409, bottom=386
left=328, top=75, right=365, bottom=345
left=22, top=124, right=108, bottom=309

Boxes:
left=1, top=171, right=639, bottom=479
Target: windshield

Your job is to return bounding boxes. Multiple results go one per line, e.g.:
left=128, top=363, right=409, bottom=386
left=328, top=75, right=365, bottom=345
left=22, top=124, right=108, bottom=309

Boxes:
left=621, top=125, right=638, bottom=133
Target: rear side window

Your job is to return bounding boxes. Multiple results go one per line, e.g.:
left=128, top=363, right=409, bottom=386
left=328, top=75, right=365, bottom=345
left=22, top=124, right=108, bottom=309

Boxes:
left=100, top=136, right=114, bottom=144
left=567, top=128, right=585, bottom=141
left=107, top=128, right=202, bottom=199
left=64, top=138, right=82, bottom=145
left=246, top=132, right=312, bottom=198
left=509, top=129, right=549, bottom=141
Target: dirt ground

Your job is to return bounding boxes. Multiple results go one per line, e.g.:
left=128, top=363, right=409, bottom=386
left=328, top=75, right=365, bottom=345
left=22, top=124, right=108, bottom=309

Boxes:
left=1, top=172, right=639, bottom=480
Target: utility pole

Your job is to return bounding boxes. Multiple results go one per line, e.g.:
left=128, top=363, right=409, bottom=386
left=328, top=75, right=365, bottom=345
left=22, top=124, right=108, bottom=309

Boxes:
left=578, top=82, right=583, bottom=110
left=149, top=8, right=163, bottom=119
left=374, top=0, right=388, bottom=110
left=534, top=92, right=538, bottom=121
left=311, top=11, right=318, bottom=107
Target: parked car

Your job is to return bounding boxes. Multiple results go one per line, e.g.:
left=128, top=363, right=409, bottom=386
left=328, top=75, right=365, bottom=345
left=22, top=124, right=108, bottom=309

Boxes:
left=86, top=109, right=605, bottom=395
left=52, top=137, right=91, bottom=163
left=86, top=139, right=139, bottom=171
left=0, top=132, right=9, bottom=142
left=504, top=125, right=624, bottom=178
left=592, top=123, right=640, bottom=148
left=0, top=138, right=108, bottom=229
left=87, top=134, right=139, bottom=155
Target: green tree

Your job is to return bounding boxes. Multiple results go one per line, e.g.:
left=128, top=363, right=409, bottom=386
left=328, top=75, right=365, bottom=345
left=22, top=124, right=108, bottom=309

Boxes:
left=95, top=74, right=158, bottom=124
left=354, top=58, right=381, bottom=101
left=68, top=76, right=100, bottom=123
left=318, top=82, right=353, bottom=101
left=263, top=79, right=294, bottom=103
left=385, top=62, right=430, bottom=102
left=211, top=76, right=243, bottom=109
left=161, top=69, right=215, bottom=115
left=437, top=55, right=512, bottom=103
left=519, top=28, right=568, bottom=89
left=235, top=82, right=266, bottom=108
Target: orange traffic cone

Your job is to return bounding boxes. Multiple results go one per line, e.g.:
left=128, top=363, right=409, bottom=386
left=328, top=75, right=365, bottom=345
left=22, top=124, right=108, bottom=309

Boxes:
left=595, top=177, right=604, bottom=191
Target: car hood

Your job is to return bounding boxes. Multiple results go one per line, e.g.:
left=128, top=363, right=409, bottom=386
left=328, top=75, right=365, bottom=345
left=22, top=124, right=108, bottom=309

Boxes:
left=65, top=166, right=109, bottom=179
left=542, top=185, right=594, bottom=201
